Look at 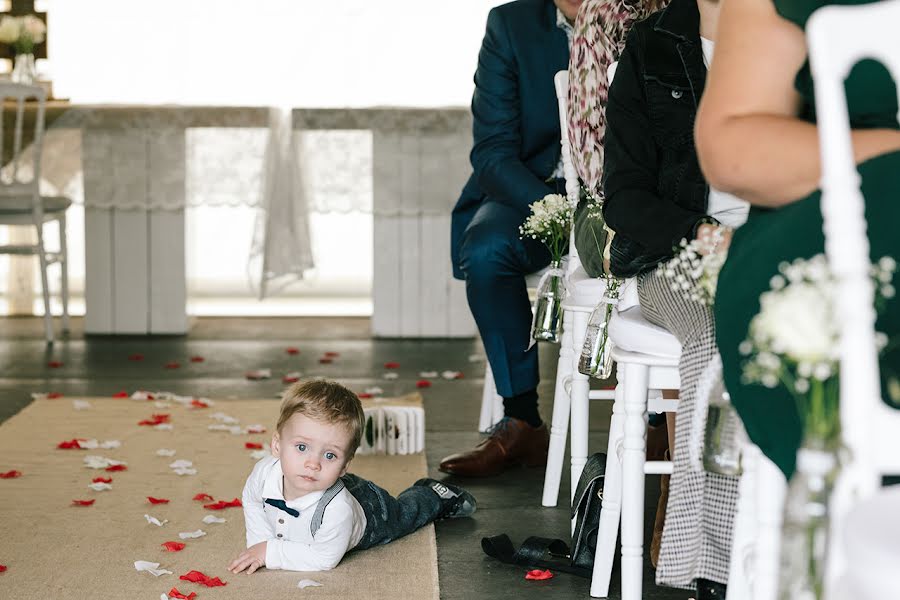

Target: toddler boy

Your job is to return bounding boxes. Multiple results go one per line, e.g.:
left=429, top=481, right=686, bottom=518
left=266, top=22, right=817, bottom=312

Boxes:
left=228, top=379, right=475, bottom=573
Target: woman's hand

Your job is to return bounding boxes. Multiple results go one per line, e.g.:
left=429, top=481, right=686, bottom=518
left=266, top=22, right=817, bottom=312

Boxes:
left=228, top=541, right=267, bottom=574
left=695, top=223, right=733, bottom=256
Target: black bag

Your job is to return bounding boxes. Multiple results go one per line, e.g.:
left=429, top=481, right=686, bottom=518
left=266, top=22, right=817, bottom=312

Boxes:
left=481, top=452, right=607, bottom=577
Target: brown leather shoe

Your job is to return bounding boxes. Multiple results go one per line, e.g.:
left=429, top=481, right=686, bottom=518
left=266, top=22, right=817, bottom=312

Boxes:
left=439, top=417, right=550, bottom=477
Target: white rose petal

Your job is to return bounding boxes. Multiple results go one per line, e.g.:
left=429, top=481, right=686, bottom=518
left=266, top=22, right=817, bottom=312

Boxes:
left=203, top=515, right=227, bottom=524
left=156, top=448, right=176, bottom=457
left=134, top=560, right=172, bottom=577
left=88, top=482, right=112, bottom=491
left=178, top=529, right=207, bottom=540
left=144, top=514, right=168, bottom=527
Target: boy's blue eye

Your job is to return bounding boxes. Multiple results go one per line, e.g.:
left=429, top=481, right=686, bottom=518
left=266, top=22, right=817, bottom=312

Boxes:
left=324, top=452, right=337, bottom=461
left=296, top=443, right=307, bottom=452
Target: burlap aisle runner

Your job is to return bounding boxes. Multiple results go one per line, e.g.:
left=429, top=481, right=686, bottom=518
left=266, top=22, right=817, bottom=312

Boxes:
left=0, top=395, right=438, bottom=600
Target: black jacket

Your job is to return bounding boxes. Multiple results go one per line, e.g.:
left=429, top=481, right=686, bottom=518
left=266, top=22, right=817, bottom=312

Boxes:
left=601, top=0, right=711, bottom=278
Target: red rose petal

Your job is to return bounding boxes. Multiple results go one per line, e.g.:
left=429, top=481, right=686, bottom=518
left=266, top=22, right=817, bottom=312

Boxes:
left=190, top=356, right=205, bottom=363
left=162, top=541, right=186, bottom=552
left=57, top=438, right=87, bottom=450
left=112, top=391, right=129, bottom=398
left=166, top=588, right=197, bottom=600
left=179, top=570, right=227, bottom=587
left=454, top=372, right=465, bottom=379
left=148, top=496, right=170, bottom=504
left=47, top=361, right=63, bottom=368
left=246, top=425, right=266, bottom=434
left=285, top=347, right=300, bottom=355
left=1, top=470, right=22, bottom=479
left=192, top=493, right=214, bottom=502
left=324, top=351, right=340, bottom=358
left=190, top=398, right=209, bottom=408
left=72, top=499, right=95, bottom=506
left=105, top=464, right=127, bottom=472
left=416, top=379, right=432, bottom=388
left=47, top=392, right=64, bottom=399
left=358, top=393, right=373, bottom=399
left=139, top=413, right=171, bottom=426
left=245, top=442, right=263, bottom=450
left=128, top=353, right=145, bottom=361
left=0, top=565, right=6, bottom=573
left=165, top=362, right=181, bottom=369
left=384, top=361, right=401, bottom=369
left=92, top=476, right=112, bottom=484
left=525, top=569, right=554, bottom=580
left=282, top=372, right=301, bottom=384
left=318, top=358, right=333, bottom=364
left=203, top=498, right=242, bottom=510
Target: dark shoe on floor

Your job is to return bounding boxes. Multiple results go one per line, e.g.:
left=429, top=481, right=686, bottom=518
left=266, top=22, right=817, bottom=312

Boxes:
left=414, top=478, right=477, bottom=519
left=696, top=578, right=727, bottom=600
left=438, top=417, right=550, bottom=477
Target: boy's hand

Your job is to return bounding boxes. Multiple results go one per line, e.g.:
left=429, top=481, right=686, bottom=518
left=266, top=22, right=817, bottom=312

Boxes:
left=228, top=541, right=267, bottom=574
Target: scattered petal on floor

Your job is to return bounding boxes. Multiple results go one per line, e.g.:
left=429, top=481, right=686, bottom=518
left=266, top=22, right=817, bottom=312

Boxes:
left=92, top=477, right=112, bottom=484
left=384, top=362, right=400, bottom=369
left=131, top=391, right=155, bottom=401
left=113, top=391, right=129, bottom=398
left=190, top=356, right=205, bottom=363
left=154, top=423, right=174, bottom=431
left=245, top=369, right=272, bottom=380
left=128, top=354, right=144, bottom=361
left=415, top=380, right=432, bottom=388
left=210, top=412, right=239, bottom=424
left=468, top=354, right=484, bottom=363
left=282, top=371, right=302, bottom=383
left=144, top=514, right=168, bottom=527
left=525, top=569, right=553, bottom=580
left=441, top=370, right=464, bottom=380
left=0, top=565, right=6, bottom=572
left=105, top=464, right=128, bottom=472
left=1, top=470, right=22, bottom=478
left=419, top=371, right=438, bottom=378
left=298, top=579, right=323, bottom=589
left=178, top=570, right=227, bottom=587
left=164, top=587, right=196, bottom=600
left=203, top=498, right=242, bottom=510
left=58, top=438, right=87, bottom=450
left=148, top=497, right=170, bottom=504
left=285, top=347, right=300, bottom=355
left=364, top=386, right=384, bottom=395
left=208, top=424, right=242, bottom=435
left=139, top=414, right=171, bottom=427
left=165, top=362, right=181, bottom=369
left=47, top=361, right=63, bottom=368
left=245, top=425, right=266, bottom=434
left=318, top=358, right=333, bottom=364
left=358, top=393, right=373, bottom=399
left=156, top=449, right=177, bottom=457
left=193, top=493, right=214, bottom=502
left=162, top=541, right=186, bottom=552
left=84, top=455, right=127, bottom=470
left=202, top=515, right=226, bottom=524
left=88, top=482, right=112, bottom=491
left=73, top=400, right=92, bottom=410
left=72, top=499, right=95, bottom=506
left=178, top=529, right=206, bottom=540
left=135, top=560, right=173, bottom=577
left=323, top=351, right=340, bottom=358
left=383, top=372, right=399, bottom=380
left=245, top=442, right=263, bottom=450
left=190, top=398, right=210, bottom=409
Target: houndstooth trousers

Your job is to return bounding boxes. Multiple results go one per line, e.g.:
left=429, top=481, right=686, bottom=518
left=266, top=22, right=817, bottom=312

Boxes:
left=637, top=268, right=740, bottom=590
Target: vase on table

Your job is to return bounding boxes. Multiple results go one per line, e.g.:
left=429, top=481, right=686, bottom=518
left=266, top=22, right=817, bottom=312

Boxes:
left=531, top=260, right=566, bottom=343
left=11, top=53, right=36, bottom=85
left=577, top=278, right=620, bottom=379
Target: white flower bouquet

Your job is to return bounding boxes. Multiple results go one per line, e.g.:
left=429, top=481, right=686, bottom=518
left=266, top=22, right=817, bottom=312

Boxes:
left=0, top=15, right=46, bottom=55
left=520, top=193, right=574, bottom=343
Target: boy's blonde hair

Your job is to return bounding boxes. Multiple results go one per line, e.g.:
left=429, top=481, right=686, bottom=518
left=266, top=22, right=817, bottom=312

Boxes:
left=277, top=380, right=365, bottom=458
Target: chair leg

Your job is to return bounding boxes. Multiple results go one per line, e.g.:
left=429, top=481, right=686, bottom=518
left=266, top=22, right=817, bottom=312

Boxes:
left=727, top=442, right=759, bottom=600
left=620, top=361, right=649, bottom=600
left=590, top=363, right=626, bottom=598
left=35, top=224, right=53, bottom=343
left=479, top=361, right=501, bottom=433
left=754, top=450, right=787, bottom=600
left=59, top=213, right=70, bottom=333
left=569, top=309, right=591, bottom=510
left=542, top=308, right=574, bottom=507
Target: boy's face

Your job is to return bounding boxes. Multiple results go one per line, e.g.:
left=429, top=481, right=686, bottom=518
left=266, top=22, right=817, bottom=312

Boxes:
left=272, top=413, right=353, bottom=501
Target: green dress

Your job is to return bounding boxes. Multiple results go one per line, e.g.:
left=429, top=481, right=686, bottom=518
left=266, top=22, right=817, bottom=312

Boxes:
left=715, top=0, right=900, bottom=479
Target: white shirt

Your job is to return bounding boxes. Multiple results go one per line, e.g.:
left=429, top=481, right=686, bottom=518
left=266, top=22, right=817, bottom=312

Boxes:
left=242, top=455, right=367, bottom=571
left=700, top=36, right=749, bottom=228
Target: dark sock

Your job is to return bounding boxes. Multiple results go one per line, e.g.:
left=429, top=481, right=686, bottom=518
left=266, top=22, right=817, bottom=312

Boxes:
left=502, top=389, right=542, bottom=427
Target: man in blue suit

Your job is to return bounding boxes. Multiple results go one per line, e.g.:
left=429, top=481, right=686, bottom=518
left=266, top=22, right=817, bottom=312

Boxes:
left=440, top=0, right=582, bottom=477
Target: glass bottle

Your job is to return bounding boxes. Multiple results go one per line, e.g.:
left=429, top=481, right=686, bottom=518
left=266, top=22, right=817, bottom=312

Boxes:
left=531, top=260, right=566, bottom=343
left=577, top=279, right=620, bottom=379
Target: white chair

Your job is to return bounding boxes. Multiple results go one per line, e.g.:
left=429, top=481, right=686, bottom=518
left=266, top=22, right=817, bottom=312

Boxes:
left=809, top=1, right=900, bottom=594
left=0, top=83, right=70, bottom=343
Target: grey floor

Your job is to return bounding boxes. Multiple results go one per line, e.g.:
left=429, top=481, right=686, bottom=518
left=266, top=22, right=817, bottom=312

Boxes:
left=0, top=316, right=686, bottom=600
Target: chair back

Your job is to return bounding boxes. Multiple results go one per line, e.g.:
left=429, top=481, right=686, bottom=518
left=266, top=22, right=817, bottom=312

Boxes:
left=0, top=82, right=46, bottom=205
left=806, top=0, right=900, bottom=586
left=554, top=70, right=581, bottom=276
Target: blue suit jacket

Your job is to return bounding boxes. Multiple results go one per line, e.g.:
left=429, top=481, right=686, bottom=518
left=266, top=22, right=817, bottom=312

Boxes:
left=451, top=0, right=570, bottom=279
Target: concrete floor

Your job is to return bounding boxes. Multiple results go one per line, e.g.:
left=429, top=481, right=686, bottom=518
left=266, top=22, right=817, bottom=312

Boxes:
left=0, top=316, right=686, bottom=600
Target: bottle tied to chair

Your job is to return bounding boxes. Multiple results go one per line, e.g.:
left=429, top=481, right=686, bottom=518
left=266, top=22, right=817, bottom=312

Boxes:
left=531, top=260, right=567, bottom=343
left=578, top=278, right=620, bottom=379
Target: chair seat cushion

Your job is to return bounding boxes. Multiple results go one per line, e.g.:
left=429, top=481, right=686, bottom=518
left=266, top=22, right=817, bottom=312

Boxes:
left=609, top=306, right=682, bottom=358
left=566, top=264, right=607, bottom=306
left=0, top=195, right=72, bottom=214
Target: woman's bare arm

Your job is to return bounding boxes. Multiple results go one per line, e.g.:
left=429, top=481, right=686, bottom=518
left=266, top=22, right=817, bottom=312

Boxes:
left=695, top=0, right=900, bottom=207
